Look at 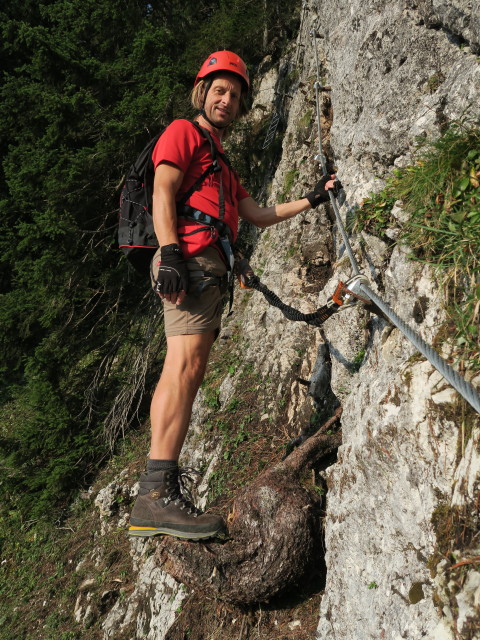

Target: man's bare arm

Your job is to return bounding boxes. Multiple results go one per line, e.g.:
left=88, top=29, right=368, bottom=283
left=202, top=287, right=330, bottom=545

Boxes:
left=238, top=196, right=311, bottom=228
left=238, top=175, right=337, bottom=228
left=152, top=162, right=185, bottom=246
left=152, top=163, right=186, bottom=304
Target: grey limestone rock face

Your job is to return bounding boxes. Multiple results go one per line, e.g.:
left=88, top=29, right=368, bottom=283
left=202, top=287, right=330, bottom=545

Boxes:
left=97, top=1, right=479, bottom=637
left=101, top=552, right=185, bottom=640
left=297, top=1, right=480, bottom=638
left=415, top=0, right=480, bottom=53
left=229, top=5, right=479, bottom=635
left=304, top=0, right=480, bottom=203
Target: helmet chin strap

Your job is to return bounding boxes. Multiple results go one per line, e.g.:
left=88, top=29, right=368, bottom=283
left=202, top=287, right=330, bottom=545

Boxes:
left=199, top=108, right=229, bottom=130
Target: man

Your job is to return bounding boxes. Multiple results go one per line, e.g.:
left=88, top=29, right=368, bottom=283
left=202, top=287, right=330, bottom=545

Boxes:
left=128, top=51, right=337, bottom=540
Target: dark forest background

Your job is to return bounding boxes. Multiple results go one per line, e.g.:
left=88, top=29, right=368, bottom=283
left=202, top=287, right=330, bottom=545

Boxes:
left=0, top=0, right=299, bottom=521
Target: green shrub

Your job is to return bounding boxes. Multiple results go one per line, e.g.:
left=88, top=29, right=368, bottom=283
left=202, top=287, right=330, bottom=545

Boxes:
left=355, top=123, right=480, bottom=369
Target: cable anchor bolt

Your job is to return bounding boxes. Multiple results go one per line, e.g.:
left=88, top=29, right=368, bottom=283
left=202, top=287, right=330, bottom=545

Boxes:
left=314, top=153, right=327, bottom=165
left=344, top=275, right=371, bottom=304
left=331, top=275, right=371, bottom=308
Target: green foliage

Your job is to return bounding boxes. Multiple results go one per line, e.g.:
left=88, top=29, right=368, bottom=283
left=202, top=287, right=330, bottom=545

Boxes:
left=354, top=184, right=398, bottom=235
left=351, top=349, right=366, bottom=372
left=296, top=109, right=313, bottom=140
left=0, top=0, right=179, bottom=519
left=181, top=0, right=300, bottom=80
left=398, top=125, right=480, bottom=369
left=0, top=0, right=301, bottom=521
left=426, top=72, right=445, bottom=94
left=280, top=169, right=300, bottom=203
left=355, top=123, right=480, bottom=369
left=204, top=387, right=221, bottom=411
left=0, top=513, right=71, bottom=634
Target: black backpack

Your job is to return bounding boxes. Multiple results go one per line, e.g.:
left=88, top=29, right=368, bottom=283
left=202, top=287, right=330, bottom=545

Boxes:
left=118, top=120, right=226, bottom=274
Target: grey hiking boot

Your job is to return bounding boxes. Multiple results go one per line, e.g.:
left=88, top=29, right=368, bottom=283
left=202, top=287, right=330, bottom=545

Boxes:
left=128, top=468, right=225, bottom=540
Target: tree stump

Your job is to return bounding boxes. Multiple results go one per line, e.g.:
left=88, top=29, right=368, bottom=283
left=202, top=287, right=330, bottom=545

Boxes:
left=157, top=409, right=342, bottom=605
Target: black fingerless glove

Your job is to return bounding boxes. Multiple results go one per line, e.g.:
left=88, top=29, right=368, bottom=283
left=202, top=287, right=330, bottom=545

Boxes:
left=305, top=176, right=343, bottom=208
left=154, top=244, right=189, bottom=295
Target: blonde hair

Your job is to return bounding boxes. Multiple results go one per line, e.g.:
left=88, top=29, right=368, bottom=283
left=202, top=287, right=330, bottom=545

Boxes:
left=191, top=78, right=249, bottom=119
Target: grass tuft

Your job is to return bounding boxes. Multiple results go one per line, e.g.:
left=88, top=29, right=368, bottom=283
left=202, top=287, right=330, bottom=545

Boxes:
left=355, top=122, right=480, bottom=370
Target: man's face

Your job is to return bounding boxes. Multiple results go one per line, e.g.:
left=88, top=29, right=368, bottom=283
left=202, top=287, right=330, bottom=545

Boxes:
left=203, top=73, right=242, bottom=129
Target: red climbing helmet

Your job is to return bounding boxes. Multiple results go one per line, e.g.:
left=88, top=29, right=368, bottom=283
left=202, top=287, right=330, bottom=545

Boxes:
left=195, top=51, right=250, bottom=90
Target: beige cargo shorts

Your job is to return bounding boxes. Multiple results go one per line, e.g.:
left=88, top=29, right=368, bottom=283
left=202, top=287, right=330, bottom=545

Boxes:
left=150, top=246, right=228, bottom=338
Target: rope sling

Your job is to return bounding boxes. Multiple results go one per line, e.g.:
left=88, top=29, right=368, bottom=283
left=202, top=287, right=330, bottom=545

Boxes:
left=235, top=22, right=480, bottom=414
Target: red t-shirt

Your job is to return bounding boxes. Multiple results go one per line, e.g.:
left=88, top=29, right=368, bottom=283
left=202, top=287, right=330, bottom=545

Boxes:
left=152, top=119, right=249, bottom=245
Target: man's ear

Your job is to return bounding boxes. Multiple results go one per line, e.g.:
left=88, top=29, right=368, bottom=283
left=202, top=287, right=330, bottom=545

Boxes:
left=202, top=78, right=213, bottom=106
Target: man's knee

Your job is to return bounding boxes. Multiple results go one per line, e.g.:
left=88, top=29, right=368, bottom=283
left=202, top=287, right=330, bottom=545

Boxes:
left=163, top=332, right=214, bottom=384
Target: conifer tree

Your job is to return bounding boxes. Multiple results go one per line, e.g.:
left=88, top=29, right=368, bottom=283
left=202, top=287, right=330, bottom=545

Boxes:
left=0, top=0, right=299, bottom=518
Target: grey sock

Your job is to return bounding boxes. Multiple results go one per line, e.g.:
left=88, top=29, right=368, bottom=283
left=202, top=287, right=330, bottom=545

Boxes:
left=147, top=459, right=178, bottom=473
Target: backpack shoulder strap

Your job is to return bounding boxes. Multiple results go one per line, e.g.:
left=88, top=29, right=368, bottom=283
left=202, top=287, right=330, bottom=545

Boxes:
left=132, top=131, right=162, bottom=174
left=177, top=121, right=223, bottom=206
left=176, top=121, right=234, bottom=220
left=191, top=121, right=233, bottom=169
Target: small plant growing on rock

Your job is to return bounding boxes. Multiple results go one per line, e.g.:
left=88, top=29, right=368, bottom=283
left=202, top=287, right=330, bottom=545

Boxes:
left=355, top=123, right=480, bottom=370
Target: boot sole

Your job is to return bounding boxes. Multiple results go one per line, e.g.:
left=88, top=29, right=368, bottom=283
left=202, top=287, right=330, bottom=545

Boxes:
left=127, top=525, right=223, bottom=540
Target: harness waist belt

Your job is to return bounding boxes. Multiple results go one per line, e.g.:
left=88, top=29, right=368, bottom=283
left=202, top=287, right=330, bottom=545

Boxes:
left=177, top=205, right=233, bottom=241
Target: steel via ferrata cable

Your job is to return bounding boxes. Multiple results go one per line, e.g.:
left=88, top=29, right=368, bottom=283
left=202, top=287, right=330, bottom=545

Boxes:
left=360, top=284, right=480, bottom=413
left=310, top=28, right=361, bottom=275
left=309, top=24, right=480, bottom=413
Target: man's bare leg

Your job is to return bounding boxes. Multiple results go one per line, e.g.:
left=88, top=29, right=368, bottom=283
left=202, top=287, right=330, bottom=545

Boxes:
left=128, top=330, right=224, bottom=539
left=149, top=331, right=215, bottom=461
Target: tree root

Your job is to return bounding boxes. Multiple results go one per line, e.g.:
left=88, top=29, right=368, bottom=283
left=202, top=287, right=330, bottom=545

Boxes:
left=157, top=408, right=342, bottom=605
